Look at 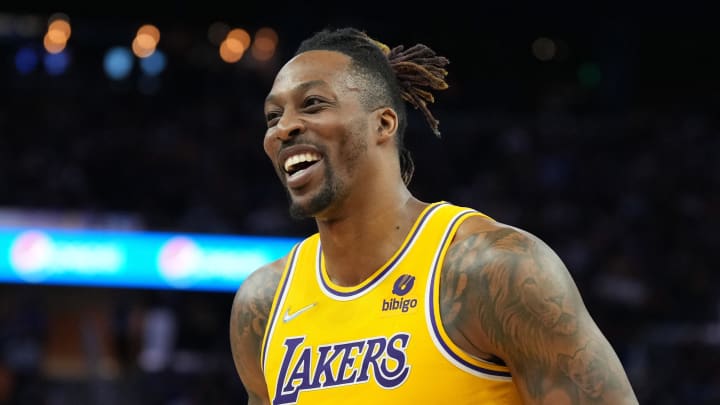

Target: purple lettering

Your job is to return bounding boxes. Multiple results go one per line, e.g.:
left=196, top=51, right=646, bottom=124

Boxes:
left=273, top=333, right=411, bottom=404
left=273, top=337, right=305, bottom=404
left=357, top=337, right=386, bottom=383
left=309, top=345, right=341, bottom=388
left=335, top=341, right=365, bottom=384
left=377, top=333, right=411, bottom=388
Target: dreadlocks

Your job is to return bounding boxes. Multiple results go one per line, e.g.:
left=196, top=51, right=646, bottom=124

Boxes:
left=295, top=27, right=450, bottom=185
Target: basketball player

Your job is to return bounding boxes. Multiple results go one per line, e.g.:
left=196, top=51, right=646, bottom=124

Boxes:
left=230, top=27, right=639, bottom=404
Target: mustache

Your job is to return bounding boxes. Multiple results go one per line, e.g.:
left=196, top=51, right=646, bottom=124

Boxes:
left=279, top=138, right=320, bottom=150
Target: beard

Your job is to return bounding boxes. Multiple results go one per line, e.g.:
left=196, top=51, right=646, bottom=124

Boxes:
left=286, top=129, right=368, bottom=219
left=282, top=118, right=369, bottom=220
left=287, top=161, right=343, bottom=219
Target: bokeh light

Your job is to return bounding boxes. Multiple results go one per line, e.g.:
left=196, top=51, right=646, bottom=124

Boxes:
left=104, top=46, right=134, bottom=80
left=14, top=46, right=39, bottom=75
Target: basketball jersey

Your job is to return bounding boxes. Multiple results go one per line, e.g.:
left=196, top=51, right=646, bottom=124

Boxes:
left=261, top=201, right=523, bottom=404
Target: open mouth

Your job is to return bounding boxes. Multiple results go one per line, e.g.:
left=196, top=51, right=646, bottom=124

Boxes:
left=284, top=152, right=322, bottom=176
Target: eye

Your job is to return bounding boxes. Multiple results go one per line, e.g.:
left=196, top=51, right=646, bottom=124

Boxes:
left=302, top=96, right=327, bottom=111
left=265, top=110, right=281, bottom=127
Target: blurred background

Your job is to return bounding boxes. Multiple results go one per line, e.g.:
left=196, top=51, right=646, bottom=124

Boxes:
left=0, top=1, right=718, bottom=404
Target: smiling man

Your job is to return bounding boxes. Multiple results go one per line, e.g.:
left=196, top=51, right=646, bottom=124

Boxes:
left=229, top=26, right=639, bottom=405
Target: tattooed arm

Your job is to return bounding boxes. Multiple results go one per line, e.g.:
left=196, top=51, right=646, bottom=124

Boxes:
left=441, top=217, right=639, bottom=404
left=229, top=257, right=286, bottom=405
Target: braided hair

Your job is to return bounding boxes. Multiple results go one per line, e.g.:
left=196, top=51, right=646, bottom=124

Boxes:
left=295, top=27, right=450, bottom=185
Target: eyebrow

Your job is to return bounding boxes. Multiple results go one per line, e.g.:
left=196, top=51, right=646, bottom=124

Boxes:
left=265, top=79, right=328, bottom=104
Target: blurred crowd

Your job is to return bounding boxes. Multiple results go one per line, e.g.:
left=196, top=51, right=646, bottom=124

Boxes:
left=1, top=13, right=719, bottom=404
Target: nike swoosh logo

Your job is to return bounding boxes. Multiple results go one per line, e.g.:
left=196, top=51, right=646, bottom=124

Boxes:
left=282, top=303, right=317, bottom=323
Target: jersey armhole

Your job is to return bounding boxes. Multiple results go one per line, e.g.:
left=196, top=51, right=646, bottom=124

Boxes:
left=427, top=209, right=513, bottom=380
left=259, top=240, right=303, bottom=370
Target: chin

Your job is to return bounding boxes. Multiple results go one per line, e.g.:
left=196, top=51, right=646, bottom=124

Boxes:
left=288, top=196, right=325, bottom=220
left=288, top=187, right=336, bottom=220
left=289, top=201, right=315, bottom=220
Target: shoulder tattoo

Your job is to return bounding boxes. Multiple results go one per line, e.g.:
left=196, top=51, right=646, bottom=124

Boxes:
left=232, top=265, right=284, bottom=358
left=441, top=228, right=637, bottom=403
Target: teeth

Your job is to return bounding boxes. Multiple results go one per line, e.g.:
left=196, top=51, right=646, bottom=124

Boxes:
left=284, top=152, right=321, bottom=172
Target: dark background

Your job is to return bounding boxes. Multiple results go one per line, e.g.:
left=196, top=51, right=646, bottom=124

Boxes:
left=1, top=1, right=718, bottom=404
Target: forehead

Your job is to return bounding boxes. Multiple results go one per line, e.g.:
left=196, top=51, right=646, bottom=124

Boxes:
left=267, top=50, right=354, bottom=99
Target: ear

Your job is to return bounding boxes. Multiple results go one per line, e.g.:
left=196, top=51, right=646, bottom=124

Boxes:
left=374, top=107, right=398, bottom=145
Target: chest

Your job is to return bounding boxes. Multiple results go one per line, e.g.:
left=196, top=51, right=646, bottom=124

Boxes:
left=263, top=261, right=517, bottom=405
left=274, top=258, right=429, bottom=342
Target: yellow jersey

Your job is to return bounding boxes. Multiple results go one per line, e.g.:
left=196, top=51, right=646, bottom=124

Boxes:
left=261, top=201, right=523, bottom=404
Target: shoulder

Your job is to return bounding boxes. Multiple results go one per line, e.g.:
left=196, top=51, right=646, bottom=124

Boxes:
left=231, top=255, right=288, bottom=324
left=229, top=255, right=287, bottom=349
left=442, top=213, right=584, bottom=356
left=450, top=213, right=550, bottom=263
left=229, top=255, right=289, bottom=402
left=442, top=213, right=639, bottom=402
left=231, top=236, right=309, bottom=322
left=447, top=212, right=575, bottom=304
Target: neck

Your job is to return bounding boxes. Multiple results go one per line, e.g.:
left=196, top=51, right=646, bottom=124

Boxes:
left=315, top=187, right=427, bottom=286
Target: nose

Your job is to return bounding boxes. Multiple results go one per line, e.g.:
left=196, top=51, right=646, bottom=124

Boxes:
left=275, top=111, right=305, bottom=141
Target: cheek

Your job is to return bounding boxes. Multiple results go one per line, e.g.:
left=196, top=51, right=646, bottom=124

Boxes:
left=263, top=133, right=276, bottom=160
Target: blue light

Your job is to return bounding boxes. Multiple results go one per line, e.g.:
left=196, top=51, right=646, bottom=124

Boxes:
left=43, top=51, right=70, bottom=76
left=0, top=228, right=300, bottom=292
left=103, top=46, right=133, bottom=80
left=139, top=49, right=166, bottom=76
left=14, top=47, right=38, bottom=75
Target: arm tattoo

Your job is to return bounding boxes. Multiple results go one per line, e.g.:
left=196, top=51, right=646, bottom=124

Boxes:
left=441, top=228, right=637, bottom=404
left=233, top=266, right=283, bottom=362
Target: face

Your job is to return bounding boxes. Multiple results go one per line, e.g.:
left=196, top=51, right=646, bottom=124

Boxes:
left=263, top=50, right=372, bottom=219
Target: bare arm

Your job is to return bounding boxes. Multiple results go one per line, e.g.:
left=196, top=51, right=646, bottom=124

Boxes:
left=229, top=258, right=286, bottom=405
left=441, top=220, right=639, bottom=404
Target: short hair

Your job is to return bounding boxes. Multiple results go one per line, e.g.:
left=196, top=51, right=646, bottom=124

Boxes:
left=295, top=27, right=450, bottom=185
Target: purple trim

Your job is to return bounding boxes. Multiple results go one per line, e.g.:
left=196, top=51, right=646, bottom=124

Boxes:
left=427, top=210, right=512, bottom=378
left=261, top=241, right=302, bottom=369
left=318, top=203, right=446, bottom=299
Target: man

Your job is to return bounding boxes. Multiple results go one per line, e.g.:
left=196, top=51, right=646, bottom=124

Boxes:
left=230, top=26, right=639, bottom=404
